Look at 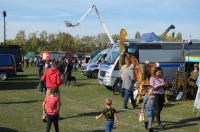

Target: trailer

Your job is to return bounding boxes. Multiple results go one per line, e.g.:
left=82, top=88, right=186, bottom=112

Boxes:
left=40, top=51, right=73, bottom=61
left=98, top=41, right=200, bottom=94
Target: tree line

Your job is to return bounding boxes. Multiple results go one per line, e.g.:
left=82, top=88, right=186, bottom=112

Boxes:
left=3, top=30, right=182, bottom=55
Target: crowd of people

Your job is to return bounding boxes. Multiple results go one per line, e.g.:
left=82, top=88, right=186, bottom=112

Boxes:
left=35, top=57, right=83, bottom=132
left=33, top=54, right=199, bottom=132
left=22, top=57, right=39, bottom=68
left=119, top=55, right=200, bottom=132
left=119, top=56, right=166, bottom=132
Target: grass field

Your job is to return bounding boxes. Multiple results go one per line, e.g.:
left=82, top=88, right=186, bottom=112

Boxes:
left=0, top=67, right=199, bottom=132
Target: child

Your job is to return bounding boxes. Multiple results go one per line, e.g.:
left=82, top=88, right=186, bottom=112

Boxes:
left=141, top=87, right=156, bottom=132
left=96, top=98, right=119, bottom=132
left=43, top=89, right=61, bottom=132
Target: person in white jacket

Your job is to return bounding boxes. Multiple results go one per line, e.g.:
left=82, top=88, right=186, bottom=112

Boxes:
left=194, top=63, right=200, bottom=113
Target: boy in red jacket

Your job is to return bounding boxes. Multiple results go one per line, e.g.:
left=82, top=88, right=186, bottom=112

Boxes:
left=43, top=89, right=61, bottom=132
left=41, top=60, right=63, bottom=96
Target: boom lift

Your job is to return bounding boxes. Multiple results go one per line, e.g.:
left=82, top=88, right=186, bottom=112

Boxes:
left=160, top=25, right=175, bottom=40
left=65, top=5, right=115, bottom=45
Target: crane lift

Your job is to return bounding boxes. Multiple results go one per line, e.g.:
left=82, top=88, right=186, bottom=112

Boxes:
left=65, top=5, right=115, bottom=45
left=160, top=24, right=175, bottom=40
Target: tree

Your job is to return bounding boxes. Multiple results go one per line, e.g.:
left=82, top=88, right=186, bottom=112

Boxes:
left=175, top=32, right=182, bottom=42
left=27, top=32, right=39, bottom=53
left=6, top=39, right=16, bottom=45
left=56, top=32, right=75, bottom=51
left=112, top=34, right=119, bottom=43
left=15, top=30, right=26, bottom=46
left=39, top=31, right=48, bottom=50
left=96, top=33, right=110, bottom=49
left=135, top=31, right=141, bottom=40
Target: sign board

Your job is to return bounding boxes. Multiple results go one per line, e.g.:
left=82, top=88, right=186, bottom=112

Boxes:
left=185, top=56, right=200, bottom=62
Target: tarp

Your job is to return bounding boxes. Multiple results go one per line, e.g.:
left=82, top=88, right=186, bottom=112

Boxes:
left=26, top=52, right=35, bottom=58
left=141, top=32, right=160, bottom=42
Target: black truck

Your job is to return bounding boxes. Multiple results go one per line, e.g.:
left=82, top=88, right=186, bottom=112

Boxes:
left=0, top=45, right=23, bottom=72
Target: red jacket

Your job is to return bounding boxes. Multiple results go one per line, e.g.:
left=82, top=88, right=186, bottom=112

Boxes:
left=41, top=67, right=63, bottom=90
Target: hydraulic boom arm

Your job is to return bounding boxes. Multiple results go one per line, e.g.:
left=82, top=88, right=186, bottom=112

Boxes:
left=160, top=25, right=175, bottom=40
left=65, top=5, right=115, bottom=45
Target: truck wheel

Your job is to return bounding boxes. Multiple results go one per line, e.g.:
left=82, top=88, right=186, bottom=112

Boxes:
left=92, top=71, right=98, bottom=79
left=0, top=73, right=7, bottom=80
left=112, top=78, right=122, bottom=95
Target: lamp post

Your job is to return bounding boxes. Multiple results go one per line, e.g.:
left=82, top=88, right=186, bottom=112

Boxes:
left=2, top=11, right=6, bottom=45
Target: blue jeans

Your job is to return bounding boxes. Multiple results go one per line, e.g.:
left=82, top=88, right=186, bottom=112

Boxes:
left=123, top=89, right=135, bottom=109
left=105, top=120, right=114, bottom=132
left=39, top=80, right=47, bottom=94
left=46, top=114, right=59, bottom=132
left=38, top=67, right=43, bottom=78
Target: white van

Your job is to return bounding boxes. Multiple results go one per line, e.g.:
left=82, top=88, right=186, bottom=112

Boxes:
left=81, top=48, right=111, bottom=79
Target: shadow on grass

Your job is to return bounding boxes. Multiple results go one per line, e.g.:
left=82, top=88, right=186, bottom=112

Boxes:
left=77, top=78, right=90, bottom=81
left=0, top=81, right=38, bottom=90
left=0, top=100, right=42, bottom=104
left=8, top=78, right=39, bottom=81
left=164, top=103, right=178, bottom=108
left=60, top=111, right=102, bottom=120
left=0, top=127, right=18, bottom=132
left=154, top=123, right=197, bottom=131
left=90, top=130, right=104, bottom=132
left=60, top=110, right=125, bottom=121
left=17, top=74, right=38, bottom=77
left=79, top=130, right=104, bottom=132
left=155, top=117, right=200, bottom=131
left=73, top=82, right=99, bottom=87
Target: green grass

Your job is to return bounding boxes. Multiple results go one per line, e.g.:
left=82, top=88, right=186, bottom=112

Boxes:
left=0, top=67, right=199, bottom=132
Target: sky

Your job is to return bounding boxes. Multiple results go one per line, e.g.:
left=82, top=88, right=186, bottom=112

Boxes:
left=0, top=0, right=200, bottom=42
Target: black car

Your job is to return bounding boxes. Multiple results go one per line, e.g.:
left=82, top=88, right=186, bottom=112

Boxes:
left=0, top=54, right=16, bottom=80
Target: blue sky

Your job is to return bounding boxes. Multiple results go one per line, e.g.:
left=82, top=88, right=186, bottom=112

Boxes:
left=0, top=0, right=200, bottom=42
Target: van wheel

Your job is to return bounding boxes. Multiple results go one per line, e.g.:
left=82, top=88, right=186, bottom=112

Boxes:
left=112, top=78, right=122, bottom=95
left=0, top=73, right=7, bottom=80
left=92, top=71, right=98, bottom=79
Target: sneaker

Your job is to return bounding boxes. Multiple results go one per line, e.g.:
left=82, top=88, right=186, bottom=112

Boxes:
left=144, top=121, right=148, bottom=130
left=42, top=118, right=46, bottom=122
left=132, top=104, right=138, bottom=109
left=158, top=123, right=165, bottom=129
left=122, top=108, right=128, bottom=111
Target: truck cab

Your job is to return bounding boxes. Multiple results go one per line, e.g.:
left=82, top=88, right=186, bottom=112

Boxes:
left=98, top=46, right=119, bottom=86
left=98, top=42, right=139, bottom=89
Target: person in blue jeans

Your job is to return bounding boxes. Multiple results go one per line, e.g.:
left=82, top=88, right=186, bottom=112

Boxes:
left=122, top=64, right=137, bottom=110
left=141, top=87, right=156, bottom=132
left=96, top=98, right=119, bottom=132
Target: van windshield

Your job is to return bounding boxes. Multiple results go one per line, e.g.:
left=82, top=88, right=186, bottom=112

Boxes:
left=104, top=50, right=119, bottom=64
left=90, top=53, right=103, bottom=63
